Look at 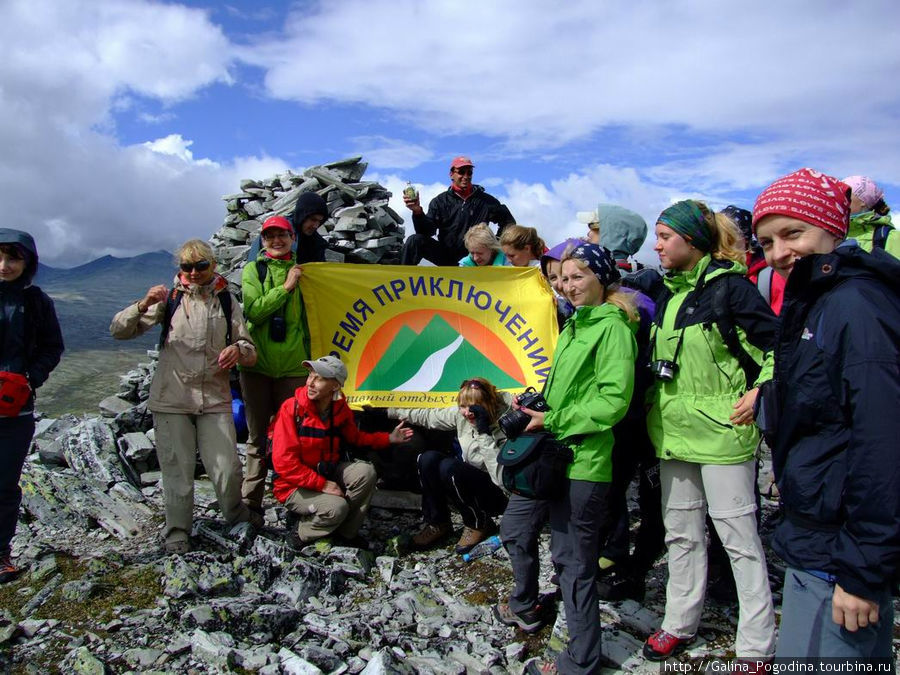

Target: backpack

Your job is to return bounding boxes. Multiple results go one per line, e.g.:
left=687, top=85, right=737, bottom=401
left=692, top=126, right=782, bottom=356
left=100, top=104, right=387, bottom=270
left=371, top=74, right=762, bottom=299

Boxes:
left=710, top=277, right=762, bottom=388
left=755, top=266, right=774, bottom=306
left=873, top=224, right=894, bottom=251
left=158, top=288, right=233, bottom=350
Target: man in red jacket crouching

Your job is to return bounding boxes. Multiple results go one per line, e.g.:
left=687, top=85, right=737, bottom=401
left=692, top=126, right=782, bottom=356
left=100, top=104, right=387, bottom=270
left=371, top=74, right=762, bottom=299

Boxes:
left=270, top=355, right=412, bottom=546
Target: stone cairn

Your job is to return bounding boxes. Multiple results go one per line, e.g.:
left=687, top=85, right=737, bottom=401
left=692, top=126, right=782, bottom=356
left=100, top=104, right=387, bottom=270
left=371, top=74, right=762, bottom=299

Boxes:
left=213, top=155, right=405, bottom=301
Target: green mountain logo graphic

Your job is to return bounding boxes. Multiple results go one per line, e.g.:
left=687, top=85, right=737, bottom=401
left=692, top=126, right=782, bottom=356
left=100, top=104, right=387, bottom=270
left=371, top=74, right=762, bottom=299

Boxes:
left=359, top=314, right=523, bottom=391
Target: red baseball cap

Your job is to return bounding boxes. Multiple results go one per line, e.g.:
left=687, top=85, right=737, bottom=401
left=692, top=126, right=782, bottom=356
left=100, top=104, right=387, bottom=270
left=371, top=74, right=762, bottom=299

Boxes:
left=450, top=156, right=474, bottom=170
left=261, top=215, right=293, bottom=232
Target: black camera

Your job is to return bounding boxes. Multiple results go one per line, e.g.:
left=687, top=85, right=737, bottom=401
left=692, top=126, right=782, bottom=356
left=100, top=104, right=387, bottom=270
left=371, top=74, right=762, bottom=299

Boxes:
left=498, top=387, right=550, bottom=439
left=269, top=315, right=287, bottom=342
left=650, top=359, right=677, bottom=382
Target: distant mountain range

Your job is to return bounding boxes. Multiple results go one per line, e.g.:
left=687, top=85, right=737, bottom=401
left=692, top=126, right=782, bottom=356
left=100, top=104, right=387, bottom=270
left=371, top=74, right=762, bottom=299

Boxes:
left=36, top=251, right=175, bottom=352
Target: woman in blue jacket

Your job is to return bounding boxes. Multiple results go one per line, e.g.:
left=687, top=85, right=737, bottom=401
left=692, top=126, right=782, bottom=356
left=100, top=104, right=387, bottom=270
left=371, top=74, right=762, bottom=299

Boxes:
left=0, top=229, right=64, bottom=583
left=754, top=168, right=900, bottom=659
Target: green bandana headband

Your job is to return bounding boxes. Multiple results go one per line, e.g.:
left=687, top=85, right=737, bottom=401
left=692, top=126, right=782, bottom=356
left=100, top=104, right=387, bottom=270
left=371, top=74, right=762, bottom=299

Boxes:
left=658, top=200, right=713, bottom=252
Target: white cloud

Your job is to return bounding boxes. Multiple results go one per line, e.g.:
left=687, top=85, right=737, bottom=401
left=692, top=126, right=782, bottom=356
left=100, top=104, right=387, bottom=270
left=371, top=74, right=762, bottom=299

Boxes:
left=348, top=136, right=435, bottom=170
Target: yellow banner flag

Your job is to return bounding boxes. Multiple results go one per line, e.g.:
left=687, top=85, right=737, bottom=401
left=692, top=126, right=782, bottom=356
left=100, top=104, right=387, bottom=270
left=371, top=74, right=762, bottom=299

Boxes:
left=300, top=264, right=558, bottom=408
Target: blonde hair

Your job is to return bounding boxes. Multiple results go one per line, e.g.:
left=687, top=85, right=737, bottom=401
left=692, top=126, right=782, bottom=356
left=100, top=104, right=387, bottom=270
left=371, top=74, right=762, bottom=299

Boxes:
left=696, top=202, right=745, bottom=264
left=559, top=255, right=639, bottom=323
left=500, top=225, right=546, bottom=259
left=458, top=377, right=503, bottom=423
left=463, top=223, right=501, bottom=253
left=175, top=239, right=215, bottom=265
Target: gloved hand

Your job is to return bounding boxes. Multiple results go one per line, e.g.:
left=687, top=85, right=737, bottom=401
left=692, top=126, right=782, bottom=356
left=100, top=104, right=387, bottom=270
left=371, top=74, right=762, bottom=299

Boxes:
left=469, top=404, right=491, bottom=435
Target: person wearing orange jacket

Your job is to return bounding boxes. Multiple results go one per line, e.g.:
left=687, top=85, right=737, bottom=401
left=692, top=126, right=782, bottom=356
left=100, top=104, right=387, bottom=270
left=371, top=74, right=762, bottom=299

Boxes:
left=270, top=355, right=411, bottom=546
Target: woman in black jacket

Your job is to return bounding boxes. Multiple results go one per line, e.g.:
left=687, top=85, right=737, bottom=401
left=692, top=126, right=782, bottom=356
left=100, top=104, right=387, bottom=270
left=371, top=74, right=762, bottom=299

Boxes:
left=0, top=229, right=64, bottom=583
left=753, top=168, right=900, bottom=659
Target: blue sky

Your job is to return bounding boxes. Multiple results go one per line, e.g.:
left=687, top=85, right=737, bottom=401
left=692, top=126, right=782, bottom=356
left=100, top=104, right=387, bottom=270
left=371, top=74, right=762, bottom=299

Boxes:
left=3, top=0, right=899, bottom=266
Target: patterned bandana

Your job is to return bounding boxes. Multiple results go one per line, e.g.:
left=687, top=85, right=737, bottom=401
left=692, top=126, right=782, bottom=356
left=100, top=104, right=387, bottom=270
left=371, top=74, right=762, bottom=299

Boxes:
left=657, top=200, right=713, bottom=252
left=752, top=168, right=850, bottom=238
left=841, top=175, right=884, bottom=210
left=568, top=243, right=621, bottom=287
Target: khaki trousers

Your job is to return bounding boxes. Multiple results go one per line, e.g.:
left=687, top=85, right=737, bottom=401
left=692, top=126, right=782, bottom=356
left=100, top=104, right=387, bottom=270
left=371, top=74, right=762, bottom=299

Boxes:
left=154, top=412, right=251, bottom=545
left=284, top=461, right=377, bottom=542
left=239, top=371, right=306, bottom=509
left=659, top=458, right=776, bottom=658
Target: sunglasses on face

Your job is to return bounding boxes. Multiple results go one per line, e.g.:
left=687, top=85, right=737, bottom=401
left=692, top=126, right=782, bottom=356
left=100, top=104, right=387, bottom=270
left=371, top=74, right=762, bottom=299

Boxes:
left=262, top=230, right=292, bottom=239
left=454, top=167, right=473, bottom=176
left=460, top=379, right=484, bottom=390
left=180, top=259, right=211, bottom=273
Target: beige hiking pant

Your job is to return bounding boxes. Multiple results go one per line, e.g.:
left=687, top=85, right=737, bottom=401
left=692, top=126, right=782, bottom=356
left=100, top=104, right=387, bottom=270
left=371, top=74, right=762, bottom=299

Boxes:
left=153, top=412, right=252, bottom=545
left=659, top=458, right=776, bottom=658
left=284, top=461, right=377, bottom=542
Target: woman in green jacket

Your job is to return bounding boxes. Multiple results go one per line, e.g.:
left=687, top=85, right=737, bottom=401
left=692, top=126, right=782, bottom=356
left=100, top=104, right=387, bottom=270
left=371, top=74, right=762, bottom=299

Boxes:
left=841, top=175, right=899, bottom=258
left=642, top=200, right=777, bottom=662
left=239, top=215, right=313, bottom=513
left=519, top=243, right=637, bottom=675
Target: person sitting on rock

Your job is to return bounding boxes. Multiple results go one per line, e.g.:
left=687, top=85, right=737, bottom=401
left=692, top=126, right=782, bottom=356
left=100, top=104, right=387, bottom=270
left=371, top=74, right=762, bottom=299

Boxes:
left=401, top=156, right=516, bottom=266
left=0, top=229, right=64, bottom=583
left=387, top=377, right=513, bottom=553
left=270, top=355, right=412, bottom=548
left=110, top=239, right=261, bottom=554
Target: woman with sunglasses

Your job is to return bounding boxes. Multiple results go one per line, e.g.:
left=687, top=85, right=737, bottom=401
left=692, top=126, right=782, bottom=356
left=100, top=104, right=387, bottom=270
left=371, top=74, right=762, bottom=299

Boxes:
left=111, top=240, right=260, bottom=553
left=516, top=243, right=638, bottom=675
left=387, top=377, right=513, bottom=553
left=238, top=216, right=312, bottom=515
left=642, top=201, right=777, bottom=662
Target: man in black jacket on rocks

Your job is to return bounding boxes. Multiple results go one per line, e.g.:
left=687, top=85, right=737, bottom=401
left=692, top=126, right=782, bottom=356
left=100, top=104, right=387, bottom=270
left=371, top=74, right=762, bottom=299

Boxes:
left=401, top=156, right=516, bottom=266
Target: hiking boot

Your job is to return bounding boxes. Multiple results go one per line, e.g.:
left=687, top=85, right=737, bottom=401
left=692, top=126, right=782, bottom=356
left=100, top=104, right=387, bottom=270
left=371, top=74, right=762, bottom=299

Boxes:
left=493, top=602, right=544, bottom=633
left=454, top=526, right=488, bottom=554
left=412, top=522, right=451, bottom=549
left=597, top=570, right=645, bottom=602
left=164, top=540, right=191, bottom=555
left=245, top=509, right=264, bottom=530
left=0, top=553, right=21, bottom=584
left=524, top=658, right=558, bottom=674
left=642, top=629, right=695, bottom=661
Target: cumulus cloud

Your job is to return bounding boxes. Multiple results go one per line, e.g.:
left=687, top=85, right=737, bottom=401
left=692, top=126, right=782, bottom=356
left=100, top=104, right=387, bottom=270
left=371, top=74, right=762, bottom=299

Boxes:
left=0, top=0, right=239, bottom=265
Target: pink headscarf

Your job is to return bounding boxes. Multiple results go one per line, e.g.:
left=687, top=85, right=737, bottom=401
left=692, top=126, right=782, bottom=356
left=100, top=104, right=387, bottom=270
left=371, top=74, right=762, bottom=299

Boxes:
left=752, top=168, right=850, bottom=239
left=841, top=175, right=884, bottom=210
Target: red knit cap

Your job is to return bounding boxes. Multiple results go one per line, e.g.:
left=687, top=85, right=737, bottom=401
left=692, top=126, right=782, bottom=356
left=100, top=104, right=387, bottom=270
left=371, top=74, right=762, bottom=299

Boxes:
left=752, top=168, right=850, bottom=239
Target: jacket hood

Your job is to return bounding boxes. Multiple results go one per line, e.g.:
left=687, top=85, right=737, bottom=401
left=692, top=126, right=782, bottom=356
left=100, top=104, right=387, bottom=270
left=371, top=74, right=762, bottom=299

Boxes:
left=540, top=238, right=583, bottom=275
left=291, top=192, right=329, bottom=232
left=663, top=255, right=746, bottom=294
left=595, top=204, right=648, bottom=260
left=569, top=302, right=638, bottom=334
left=0, top=228, right=38, bottom=283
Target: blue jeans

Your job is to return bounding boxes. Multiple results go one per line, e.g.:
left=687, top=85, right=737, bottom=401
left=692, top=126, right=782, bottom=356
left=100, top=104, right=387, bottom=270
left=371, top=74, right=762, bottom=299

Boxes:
left=776, top=567, right=894, bottom=659
left=0, top=414, right=35, bottom=554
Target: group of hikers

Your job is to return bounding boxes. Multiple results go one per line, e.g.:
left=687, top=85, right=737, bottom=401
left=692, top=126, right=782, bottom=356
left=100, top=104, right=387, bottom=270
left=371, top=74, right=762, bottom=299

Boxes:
left=0, top=156, right=897, bottom=673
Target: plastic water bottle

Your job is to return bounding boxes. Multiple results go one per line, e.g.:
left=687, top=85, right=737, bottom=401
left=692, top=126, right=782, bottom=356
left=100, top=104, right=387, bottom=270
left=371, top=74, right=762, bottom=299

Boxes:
left=461, top=535, right=503, bottom=562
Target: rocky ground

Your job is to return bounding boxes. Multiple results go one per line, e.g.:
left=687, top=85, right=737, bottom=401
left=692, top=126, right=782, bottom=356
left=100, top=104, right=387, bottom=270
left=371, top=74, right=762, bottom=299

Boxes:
left=3, top=407, right=897, bottom=674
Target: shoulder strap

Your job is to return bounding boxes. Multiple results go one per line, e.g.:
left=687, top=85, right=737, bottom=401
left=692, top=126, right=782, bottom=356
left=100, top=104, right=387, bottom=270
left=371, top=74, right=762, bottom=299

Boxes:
left=158, top=289, right=183, bottom=350
left=218, top=289, right=233, bottom=346
left=873, top=225, right=892, bottom=250
left=756, top=267, right=773, bottom=305
left=710, top=277, right=762, bottom=388
left=159, top=288, right=233, bottom=349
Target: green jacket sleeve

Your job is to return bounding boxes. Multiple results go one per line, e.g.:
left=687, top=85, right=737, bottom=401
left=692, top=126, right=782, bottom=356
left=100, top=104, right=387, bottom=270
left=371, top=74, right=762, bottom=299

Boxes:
left=545, top=319, right=636, bottom=439
left=242, top=260, right=290, bottom=324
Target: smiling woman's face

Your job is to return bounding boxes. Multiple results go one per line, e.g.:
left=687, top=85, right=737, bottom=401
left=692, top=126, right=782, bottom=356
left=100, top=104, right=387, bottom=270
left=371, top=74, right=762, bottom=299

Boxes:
left=754, top=215, right=840, bottom=279
left=561, top=258, right=604, bottom=307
